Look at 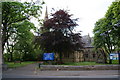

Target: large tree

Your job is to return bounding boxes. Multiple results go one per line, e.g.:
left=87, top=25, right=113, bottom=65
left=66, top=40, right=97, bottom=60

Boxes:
left=93, top=1, right=120, bottom=63
left=93, top=18, right=110, bottom=63
left=12, top=20, right=35, bottom=61
left=2, top=1, right=44, bottom=61
left=40, top=10, right=83, bottom=63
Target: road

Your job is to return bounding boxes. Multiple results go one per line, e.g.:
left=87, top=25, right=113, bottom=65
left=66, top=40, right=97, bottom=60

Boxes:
left=2, top=63, right=120, bottom=80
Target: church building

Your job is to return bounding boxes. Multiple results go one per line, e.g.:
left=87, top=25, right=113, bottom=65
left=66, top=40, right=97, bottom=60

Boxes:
left=42, top=7, right=97, bottom=62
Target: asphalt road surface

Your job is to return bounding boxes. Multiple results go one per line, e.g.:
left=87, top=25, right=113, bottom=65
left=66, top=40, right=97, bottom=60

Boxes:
left=2, top=63, right=120, bottom=80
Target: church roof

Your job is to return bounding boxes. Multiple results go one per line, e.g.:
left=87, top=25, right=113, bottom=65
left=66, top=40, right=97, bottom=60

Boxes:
left=82, top=34, right=94, bottom=48
left=44, top=6, right=48, bottom=21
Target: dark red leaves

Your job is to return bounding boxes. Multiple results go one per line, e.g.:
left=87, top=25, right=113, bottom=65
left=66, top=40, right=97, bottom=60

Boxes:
left=44, top=10, right=78, bottom=29
left=40, top=9, right=83, bottom=54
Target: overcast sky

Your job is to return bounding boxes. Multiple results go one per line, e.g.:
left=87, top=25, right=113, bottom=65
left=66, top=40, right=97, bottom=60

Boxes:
left=42, top=0, right=115, bottom=37
left=21, top=0, right=115, bottom=36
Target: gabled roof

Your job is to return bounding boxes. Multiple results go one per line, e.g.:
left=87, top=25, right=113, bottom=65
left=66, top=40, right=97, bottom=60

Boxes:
left=82, top=34, right=94, bottom=48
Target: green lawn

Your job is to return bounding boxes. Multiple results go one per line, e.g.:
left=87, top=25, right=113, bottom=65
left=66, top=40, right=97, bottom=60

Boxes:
left=63, top=62, right=102, bottom=66
left=63, top=60, right=119, bottom=66
left=5, top=60, right=119, bottom=68
left=5, top=61, right=36, bottom=68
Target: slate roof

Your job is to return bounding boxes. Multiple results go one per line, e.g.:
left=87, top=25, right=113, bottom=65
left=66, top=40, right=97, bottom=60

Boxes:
left=82, top=35, right=94, bottom=48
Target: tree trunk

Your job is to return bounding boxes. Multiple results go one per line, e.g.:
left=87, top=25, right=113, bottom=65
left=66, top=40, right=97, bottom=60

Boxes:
left=10, top=52, right=13, bottom=62
left=2, top=24, right=8, bottom=63
left=7, top=41, right=13, bottom=62
left=103, top=53, right=107, bottom=64
left=101, top=49, right=108, bottom=64
left=59, top=52, right=63, bottom=64
left=10, top=45, right=14, bottom=62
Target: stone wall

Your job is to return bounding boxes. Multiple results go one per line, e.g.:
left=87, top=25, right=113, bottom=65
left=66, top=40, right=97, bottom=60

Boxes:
left=61, top=47, right=96, bottom=63
left=40, top=65, right=120, bottom=71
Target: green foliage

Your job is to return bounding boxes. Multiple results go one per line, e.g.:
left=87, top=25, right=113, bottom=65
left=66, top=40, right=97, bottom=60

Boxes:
left=2, top=1, right=44, bottom=62
left=13, top=20, right=35, bottom=61
left=111, top=60, right=119, bottom=64
left=93, top=1, right=120, bottom=63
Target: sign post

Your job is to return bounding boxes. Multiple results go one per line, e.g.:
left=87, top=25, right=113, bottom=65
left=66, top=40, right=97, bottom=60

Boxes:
left=109, top=54, right=113, bottom=64
left=118, top=53, right=120, bottom=64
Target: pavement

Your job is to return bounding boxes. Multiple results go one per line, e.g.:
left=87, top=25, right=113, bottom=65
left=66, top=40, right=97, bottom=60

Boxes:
left=2, top=63, right=120, bottom=80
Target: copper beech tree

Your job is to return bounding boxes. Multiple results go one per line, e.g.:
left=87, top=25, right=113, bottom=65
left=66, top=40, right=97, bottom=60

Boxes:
left=40, top=10, right=83, bottom=63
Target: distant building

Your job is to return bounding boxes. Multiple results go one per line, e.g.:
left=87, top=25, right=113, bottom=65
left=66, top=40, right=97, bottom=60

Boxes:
left=62, top=34, right=96, bottom=62
left=81, top=34, right=96, bottom=62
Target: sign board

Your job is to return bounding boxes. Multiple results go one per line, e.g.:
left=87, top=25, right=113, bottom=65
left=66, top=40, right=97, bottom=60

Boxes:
left=43, top=53, right=54, bottom=61
left=110, top=53, right=119, bottom=60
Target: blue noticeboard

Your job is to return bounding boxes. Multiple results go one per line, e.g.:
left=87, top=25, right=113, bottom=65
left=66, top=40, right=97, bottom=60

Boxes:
left=43, top=53, right=54, bottom=60
left=110, top=53, right=119, bottom=60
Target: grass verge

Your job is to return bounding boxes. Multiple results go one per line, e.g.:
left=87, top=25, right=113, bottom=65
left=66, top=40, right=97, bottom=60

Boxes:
left=5, top=61, right=36, bottom=68
left=63, top=60, right=119, bottom=66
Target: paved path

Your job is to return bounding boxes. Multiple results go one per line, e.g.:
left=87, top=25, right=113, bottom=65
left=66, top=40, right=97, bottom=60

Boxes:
left=3, top=63, right=37, bottom=75
left=2, top=63, right=120, bottom=79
